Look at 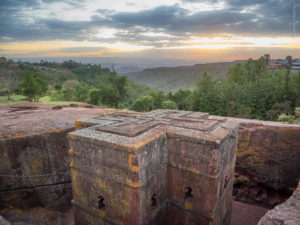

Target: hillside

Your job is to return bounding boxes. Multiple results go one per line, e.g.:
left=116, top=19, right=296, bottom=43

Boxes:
left=0, top=59, right=152, bottom=105
left=124, top=61, right=244, bottom=93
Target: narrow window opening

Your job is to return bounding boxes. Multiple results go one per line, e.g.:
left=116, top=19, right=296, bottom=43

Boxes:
left=224, top=175, right=230, bottom=190
left=98, top=196, right=105, bottom=209
left=256, top=190, right=264, bottom=199
left=151, top=193, right=157, bottom=207
left=185, top=187, right=193, bottom=200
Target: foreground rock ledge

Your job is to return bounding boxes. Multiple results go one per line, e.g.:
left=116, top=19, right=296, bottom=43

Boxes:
left=69, top=110, right=239, bottom=225
left=258, top=181, right=300, bottom=225
left=0, top=215, right=10, bottom=225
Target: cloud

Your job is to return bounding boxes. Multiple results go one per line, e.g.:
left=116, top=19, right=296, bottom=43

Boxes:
left=0, top=0, right=298, bottom=45
left=58, top=47, right=107, bottom=53
left=108, top=1, right=296, bottom=36
left=94, top=1, right=298, bottom=38
left=110, top=5, right=187, bottom=29
left=41, top=0, right=83, bottom=7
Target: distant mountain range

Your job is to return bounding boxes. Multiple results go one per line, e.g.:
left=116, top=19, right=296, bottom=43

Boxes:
left=11, top=57, right=199, bottom=72
left=8, top=57, right=245, bottom=93
left=123, top=61, right=245, bottom=93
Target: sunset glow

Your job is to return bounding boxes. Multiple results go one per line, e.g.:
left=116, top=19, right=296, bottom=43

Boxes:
left=0, top=0, right=299, bottom=64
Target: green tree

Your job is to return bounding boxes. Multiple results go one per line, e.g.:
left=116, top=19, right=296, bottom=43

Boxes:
left=61, top=79, right=79, bottom=101
left=34, top=72, right=47, bottom=99
left=264, top=54, right=270, bottom=65
left=149, top=91, right=165, bottom=109
left=130, top=95, right=154, bottom=112
left=75, top=83, right=89, bottom=102
left=50, top=90, right=63, bottom=101
left=89, top=89, right=102, bottom=105
left=99, top=86, right=118, bottom=107
left=162, top=100, right=177, bottom=109
left=3, top=71, right=20, bottom=100
left=266, top=101, right=293, bottom=121
left=190, top=72, right=225, bottom=115
left=21, top=71, right=47, bottom=101
left=227, top=64, right=247, bottom=85
left=108, top=67, right=128, bottom=108
left=243, top=57, right=268, bottom=81
left=254, top=57, right=268, bottom=79
left=166, top=92, right=173, bottom=100
left=21, top=71, right=36, bottom=101
left=171, top=89, right=192, bottom=110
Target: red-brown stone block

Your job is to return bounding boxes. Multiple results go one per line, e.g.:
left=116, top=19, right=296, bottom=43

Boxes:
left=68, top=110, right=239, bottom=225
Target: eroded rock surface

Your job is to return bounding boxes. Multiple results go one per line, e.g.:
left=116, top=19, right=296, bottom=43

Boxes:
left=0, top=216, right=11, bottom=225
left=0, top=103, right=116, bottom=210
left=210, top=116, right=300, bottom=207
left=0, top=103, right=115, bottom=139
left=258, top=181, right=300, bottom=225
left=235, top=121, right=300, bottom=207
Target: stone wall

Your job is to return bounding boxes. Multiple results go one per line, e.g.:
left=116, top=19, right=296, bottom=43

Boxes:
left=237, top=122, right=300, bottom=189
left=69, top=110, right=239, bottom=225
left=235, top=120, right=300, bottom=207
left=209, top=116, right=300, bottom=207
left=0, top=104, right=115, bottom=211
left=0, top=129, right=73, bottom=210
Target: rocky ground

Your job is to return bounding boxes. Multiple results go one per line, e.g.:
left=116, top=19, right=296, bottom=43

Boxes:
left=258, top=182, right=300, bottom=225
left=0, top=103, right=116, bottom=139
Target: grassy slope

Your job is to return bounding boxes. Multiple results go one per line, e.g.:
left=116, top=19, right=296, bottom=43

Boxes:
left=40, top=66, right=152, bottom=104
left=0, top=63, right=152, bottom=105
left=0, top=95, right=27, bottom=104
left=0, top=95, right=84, bottom=105
left=124, top=61, right=244, bottom=93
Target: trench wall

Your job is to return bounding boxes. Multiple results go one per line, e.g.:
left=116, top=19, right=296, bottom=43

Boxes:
left=234, top=121, right=300, bottom=207
left=0, top=128, right=74, bottom=210
left=0, top=112, right=299, bottom=212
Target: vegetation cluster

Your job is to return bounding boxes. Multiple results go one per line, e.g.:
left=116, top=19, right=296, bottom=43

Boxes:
left=188, top=57, right=300, bottom=121
left=1, top=56, right=300, bottom=123
left=129, top=57, right=300, bottom=122
left=0, top=57, right=150, bottom=108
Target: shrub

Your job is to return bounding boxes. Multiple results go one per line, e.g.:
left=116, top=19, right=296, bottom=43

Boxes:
left=295, top=107, right=300, bottom=118
left=130, top=95, right=154, bottom=112
left=61, top=79, right=79, bottom=101
left=266, top=101, right=293, bottom=121
left=177, top=101, right=189, bottom=110
left=21, top=71, right=47, bottom=101
left=119, top=102, right=130, bottom=109
left=162, top=100, right=177, bottom=109
left=89, top=89, right=102, bottom=105
left=49, top=90, right=63, bottom=101
left=277, top=113, right=295, bottom=123
left=75, top=83, right=89, bottom=102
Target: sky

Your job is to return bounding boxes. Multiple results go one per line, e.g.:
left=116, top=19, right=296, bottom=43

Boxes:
left=0, top=0, right=299, bottom=66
